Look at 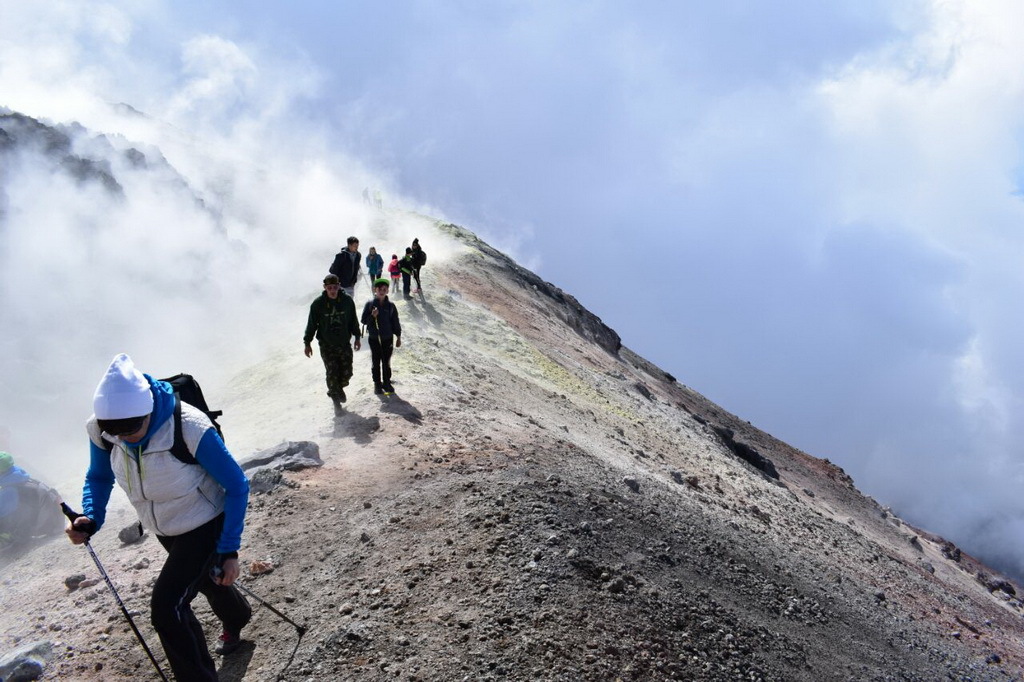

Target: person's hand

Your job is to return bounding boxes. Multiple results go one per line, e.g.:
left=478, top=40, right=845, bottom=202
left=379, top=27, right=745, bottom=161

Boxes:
left=354, top=338, right=362, bottom=351
left=395, top=337, right=402, bottom=348
left=371, top=307, right=379, bottom=318
left=213, top=558, right=240, bottom=587
left=303, top=343, right=312, bottom=358
left=66, top=516, right=95, bottom=545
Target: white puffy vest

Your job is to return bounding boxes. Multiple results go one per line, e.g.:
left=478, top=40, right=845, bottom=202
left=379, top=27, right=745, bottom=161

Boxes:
left=87, top=403, right=225, bottom=537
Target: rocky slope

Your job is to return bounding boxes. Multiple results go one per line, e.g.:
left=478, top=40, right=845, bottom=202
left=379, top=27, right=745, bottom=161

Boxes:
left=3, top=216, right=1024, bottom=681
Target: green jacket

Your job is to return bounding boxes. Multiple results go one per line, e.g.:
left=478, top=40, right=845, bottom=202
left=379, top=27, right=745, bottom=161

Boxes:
left=304, top=292, right=361, bottom=347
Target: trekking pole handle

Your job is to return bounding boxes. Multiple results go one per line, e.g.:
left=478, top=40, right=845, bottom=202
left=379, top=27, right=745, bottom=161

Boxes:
left=61, top=502, right=97, bottom=537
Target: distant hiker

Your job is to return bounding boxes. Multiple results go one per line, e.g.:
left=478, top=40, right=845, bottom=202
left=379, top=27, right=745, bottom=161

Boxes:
left=362, top=187, right=371, bottom=205
left=304, top=274, right=362, bottom=409
left=388, top=253, right=401, bottom=289
left=0, top=451, right=63, bottom=552
left=373, top=189, right=383, bottom=209
left=328, top=236, right=362, bottom=298
left=399, top=247, right=415, bottom=299
left=365, top=247, right=384, bottom=291
left=361, top=278, right=402, bottom=395
left=411, top=238, right=427, bottom=293
left=67, top=354, right=252, bottom=681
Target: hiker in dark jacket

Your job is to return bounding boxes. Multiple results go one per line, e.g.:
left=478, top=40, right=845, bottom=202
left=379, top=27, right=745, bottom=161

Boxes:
left=399, top=247, right=415, bottom=299
left=361, top=278, right=402, bottom=394
left=328, top=236, right=362, bottom=298
left=365, top=247, right=384, bottom=292
left=67, top=354, right=252, bottom=681
left=411, top=238, right=426, bottom=293
left=304, top=274, right=362, bottom=408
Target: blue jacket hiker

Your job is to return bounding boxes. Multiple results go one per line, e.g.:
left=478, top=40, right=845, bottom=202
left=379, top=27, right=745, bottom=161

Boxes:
left=361, top=278, right=402, bottom=394
left=365, top=247, right=384, bottom=288
left=0, top=452, right=63, bottom=550
left=68, top=354, right=251, bottom=681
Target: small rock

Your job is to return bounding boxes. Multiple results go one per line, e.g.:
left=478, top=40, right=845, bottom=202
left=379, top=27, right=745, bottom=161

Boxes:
left=249, top=469, right=285, bottom=494
left=118, top=522, right=145, bottom=545
left=622, top=477, right=640, bottom=493
left=986, top=653, right=1002, bottom=664
left=64, top=574, right=87, bottom=591
left=249, top=560, right=275, bottom=576
left=133, top=557, right=150, bottom=570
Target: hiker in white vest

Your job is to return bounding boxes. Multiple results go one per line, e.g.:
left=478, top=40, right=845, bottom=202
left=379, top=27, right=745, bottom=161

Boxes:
left=66, top=354, right=251, bottom=681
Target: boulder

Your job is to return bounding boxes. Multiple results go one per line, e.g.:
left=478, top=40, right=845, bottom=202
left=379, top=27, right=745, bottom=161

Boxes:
left=239, top=441, right=322, bottom=475
left=0, top=640, right=52, bottom=681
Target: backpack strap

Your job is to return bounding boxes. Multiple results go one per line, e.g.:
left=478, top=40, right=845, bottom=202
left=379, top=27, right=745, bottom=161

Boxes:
left=169, top=394, right=198, bottom=465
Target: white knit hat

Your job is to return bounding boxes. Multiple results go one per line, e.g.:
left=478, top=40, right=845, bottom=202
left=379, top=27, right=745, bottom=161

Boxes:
left=93, top=354, right=153, bottom=419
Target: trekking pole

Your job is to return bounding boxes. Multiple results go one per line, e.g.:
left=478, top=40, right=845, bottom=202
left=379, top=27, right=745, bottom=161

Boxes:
left=211, top=567, right=307, bottom=635
left=60, top=503, right=170, bottom=682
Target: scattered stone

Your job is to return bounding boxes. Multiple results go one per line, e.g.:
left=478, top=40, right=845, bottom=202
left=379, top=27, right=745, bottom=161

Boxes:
left=64, top=574, right=87, bottom=591
left=670, top=471, right=684, bottom=484
left=986, top=653, right=1002, bottom=664
left=118, top=522, right=145, bottom=545
left=250, top=560, right=275, bottom=576
left=623, top=477, right=640, bottom=493
left=360, top=532, right=372, bottom=544
left=239, top=441, right=322, bottom=474
left=941, top=542, right=962, bottom=562
left=133, top=557, right=150, bottom=570
left=803, top=488, right=815, bottom=498
left=909, top=535, right=923, bottom=551
left=685, top=476, right=700, bottom=489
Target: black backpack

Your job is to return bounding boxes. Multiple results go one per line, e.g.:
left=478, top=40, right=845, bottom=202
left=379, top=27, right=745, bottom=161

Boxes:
left=162, top=373, right=225, bottom=465
left=99, top=373, right=224, bottom=465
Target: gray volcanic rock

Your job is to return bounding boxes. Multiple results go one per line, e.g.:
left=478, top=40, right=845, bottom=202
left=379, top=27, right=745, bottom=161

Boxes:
left=238, top=440, right=322, bottom=474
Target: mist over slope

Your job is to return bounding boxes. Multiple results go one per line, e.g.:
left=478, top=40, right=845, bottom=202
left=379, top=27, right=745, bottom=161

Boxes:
left=3, top=111, right=1024, bottom=680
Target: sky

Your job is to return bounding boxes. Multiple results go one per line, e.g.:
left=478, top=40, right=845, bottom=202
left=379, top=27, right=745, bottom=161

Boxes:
left=4, top=0, right=1024, bottom=577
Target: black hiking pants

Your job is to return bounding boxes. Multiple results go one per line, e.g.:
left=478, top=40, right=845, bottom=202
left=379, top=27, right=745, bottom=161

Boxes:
left=402, top=271, right=412, bottom=296
left=368, top=336, right=394, bottom=387
left=152, top=514, right=251, bottom=682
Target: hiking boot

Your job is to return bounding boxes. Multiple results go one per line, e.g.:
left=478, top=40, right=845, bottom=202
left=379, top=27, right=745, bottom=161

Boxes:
left=383, top=383, right=395, bottom=394
left=337, top=388, right=346, bottom=403
left=215, top=630, right=243, bottom=655
left=374, top=383, right=383, bottom=395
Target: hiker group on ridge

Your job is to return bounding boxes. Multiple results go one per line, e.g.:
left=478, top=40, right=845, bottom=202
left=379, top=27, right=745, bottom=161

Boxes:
left=308, top=235, right=424, bottom=410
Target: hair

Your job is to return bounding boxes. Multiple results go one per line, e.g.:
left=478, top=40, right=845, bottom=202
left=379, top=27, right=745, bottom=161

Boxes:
left=347, top=236, right=359, bottom=245
left=369, top=246, right=376, bottom=253
left=391, top=254, right=398, bottom=259
left=323, top=274, right=340, bottom=285
left=405, top=247, right=412, bottom=254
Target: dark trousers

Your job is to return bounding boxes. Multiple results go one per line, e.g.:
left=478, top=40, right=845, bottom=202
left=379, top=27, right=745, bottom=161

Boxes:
left=368, top=336, right=394, bottom=386
left=319, top=343, right=354, bottom=398
left=412, top=267, right=422, bottom=290
left=401, top=271, right=412, bottom=296
left=153, top=515, right=251, bottom=682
